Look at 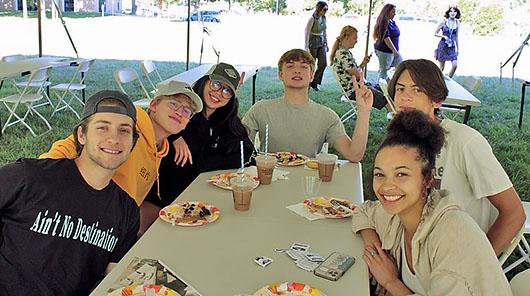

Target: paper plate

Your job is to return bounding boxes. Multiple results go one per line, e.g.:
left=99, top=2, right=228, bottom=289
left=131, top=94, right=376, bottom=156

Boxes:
left=274, top=152, right=309, bottom=166
left=107, top=284, right=180, bottom=296
left=253, top=282, right=326, bottom=296
left=303, top=197, right=357, bottom=218
left=208, top=172, right=259, bottom=190
left=159, top=201, right=219, bottom=226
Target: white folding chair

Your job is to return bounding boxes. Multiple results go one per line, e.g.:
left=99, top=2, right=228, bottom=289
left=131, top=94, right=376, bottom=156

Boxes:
left=332, top=69, right=358, bottom=123
left=441, top=76, right=482, bottom=120
left=510, top=269, right=530, bottom=296
left=0, top=67, right=53, bottom=136
left=14, top=61, right=54, bottom=109
left=378, top=78, right=397, bottom=114
left=501, top=201, right=530, bottom=273
left=140, top=60, right=163, bottom=95
left=50, top=59, right=95, bottom=119
left=114, top=68, right=152, bottom=108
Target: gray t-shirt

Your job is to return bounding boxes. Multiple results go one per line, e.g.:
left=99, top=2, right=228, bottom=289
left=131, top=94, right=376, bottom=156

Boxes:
left=242, top=96, right=347, bottom=158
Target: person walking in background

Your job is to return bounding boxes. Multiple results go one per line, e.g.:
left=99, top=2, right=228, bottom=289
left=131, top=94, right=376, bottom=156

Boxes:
left=330, top=25, right=392, bottom=112
left=373, top=3, right=402, bottom=82
left=434, top=5, right=460, bottom=78
left=305, top=1, right=329, bottom=91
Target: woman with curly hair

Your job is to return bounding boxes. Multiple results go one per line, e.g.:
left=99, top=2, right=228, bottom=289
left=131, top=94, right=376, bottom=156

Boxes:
left=373, top=3, right=402, bottom=82
left=351, top=109, right=511, bottom=295
left=385, top=59, right=524, bottom=258
left=305, top=1, right=329, bottom=91
left=434, top=5, right=461, bottom=77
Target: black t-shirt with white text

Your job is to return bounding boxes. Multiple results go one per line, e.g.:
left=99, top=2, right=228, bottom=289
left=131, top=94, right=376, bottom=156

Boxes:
left=0, top=158, right=139, bottom=295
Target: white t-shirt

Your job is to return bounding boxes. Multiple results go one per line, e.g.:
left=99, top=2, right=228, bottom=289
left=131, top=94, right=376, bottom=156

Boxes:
left=242, top=96, right=347, bottom=158
left=434, top=119, right=512, bottom=231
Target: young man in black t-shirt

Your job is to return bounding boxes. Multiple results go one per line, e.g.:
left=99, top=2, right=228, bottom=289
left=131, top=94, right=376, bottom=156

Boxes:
left=0, top=90, right=140, bottom=295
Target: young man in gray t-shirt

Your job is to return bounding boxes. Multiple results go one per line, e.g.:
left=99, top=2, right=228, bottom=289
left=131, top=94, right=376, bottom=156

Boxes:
left=243, top=48, right=374, bottom=161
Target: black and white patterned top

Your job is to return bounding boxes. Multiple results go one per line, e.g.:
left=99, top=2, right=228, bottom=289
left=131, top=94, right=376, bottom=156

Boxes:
left=332, top=45, right=359, bottom=98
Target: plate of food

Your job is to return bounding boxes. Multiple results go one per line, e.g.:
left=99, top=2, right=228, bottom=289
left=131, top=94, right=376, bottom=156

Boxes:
left=253, top=282, right=326, bottom=296
left=107, top=284, right=180, bottom=296
left=159, top=201, right=219, bottom=226
left=208, top=172, right=259, bottom=190
left=303, top=197, right=357, bottom=218
left=274, top=152, right=309, bottom=166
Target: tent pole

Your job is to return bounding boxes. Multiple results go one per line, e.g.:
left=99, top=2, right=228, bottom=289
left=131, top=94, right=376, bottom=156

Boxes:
left=364, top=0, right=373, bottom=78
left=186, top=0, right=191, bottom=70
left=38, top=0, right=43, bottom=57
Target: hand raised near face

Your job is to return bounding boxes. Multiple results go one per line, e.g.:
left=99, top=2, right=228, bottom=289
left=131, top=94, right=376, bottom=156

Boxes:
left=352, top=70, right=374, bottom=113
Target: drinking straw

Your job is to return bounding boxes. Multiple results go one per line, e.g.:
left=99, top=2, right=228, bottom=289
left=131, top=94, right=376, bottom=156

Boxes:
left=240, top=140, right=245, bottom=181
left=265, top=123, right=269, bottom=159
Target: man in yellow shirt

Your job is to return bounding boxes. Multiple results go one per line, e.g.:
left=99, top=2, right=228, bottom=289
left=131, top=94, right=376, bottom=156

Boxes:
left=41, top=80, right=202, bottom=233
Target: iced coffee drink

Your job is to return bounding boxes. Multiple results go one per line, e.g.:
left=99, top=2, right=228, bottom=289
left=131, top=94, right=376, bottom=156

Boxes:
left=317, top=153, right=338, bottom=182
left=230, top=176, right=255, bottom=211
left=255, top=154, right=275, bottom=185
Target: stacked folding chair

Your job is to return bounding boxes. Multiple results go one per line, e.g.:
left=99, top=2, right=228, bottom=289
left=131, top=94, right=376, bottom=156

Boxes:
left=51, top=59, right=95, bottom=119
left=114, top=68, right=152, bottom=108
left=0, top=67, right=53, bottom=136
left=141, top=60, right=163, bottom=95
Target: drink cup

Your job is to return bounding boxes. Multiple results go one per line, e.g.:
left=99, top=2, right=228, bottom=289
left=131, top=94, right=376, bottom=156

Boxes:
left=317, top=153, right=338, bottom=182
left=230, top=176, right=255, bottom=211
left=255, top=154, right=276, bottom=185
left=301, top=176, right=321, bottom=198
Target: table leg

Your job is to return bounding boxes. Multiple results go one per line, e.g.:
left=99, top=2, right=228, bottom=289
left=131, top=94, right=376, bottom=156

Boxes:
left=519, top=82, right=527, bottom=129
left=81, top=72, right=86, bottom=103
left=0, top=80, right=3, bottom=138
left=463, top=106, right=472, bottom=124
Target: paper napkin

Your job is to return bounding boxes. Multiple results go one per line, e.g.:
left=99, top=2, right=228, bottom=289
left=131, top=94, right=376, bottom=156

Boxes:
left=286, top=203, right=325, bottom=221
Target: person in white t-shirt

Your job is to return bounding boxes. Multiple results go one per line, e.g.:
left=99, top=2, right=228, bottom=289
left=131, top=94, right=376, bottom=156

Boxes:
left=382, top=59, right=524, bottom=255
left=243, top=48, right=373, bottom=161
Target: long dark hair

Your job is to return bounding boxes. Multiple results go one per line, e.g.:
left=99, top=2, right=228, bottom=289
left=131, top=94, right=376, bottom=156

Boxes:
left=373, top=4, right=395, bottom=41
left=313, top=1, right=327, bottom=19
left=193, top=76, right=249, bottom=152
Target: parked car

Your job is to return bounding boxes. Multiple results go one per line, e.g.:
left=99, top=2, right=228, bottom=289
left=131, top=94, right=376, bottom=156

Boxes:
left=184, top=10, right=221, bottom=22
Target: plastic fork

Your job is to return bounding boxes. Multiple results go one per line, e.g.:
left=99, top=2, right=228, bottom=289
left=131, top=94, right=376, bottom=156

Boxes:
left=330, top=199, right=354, bottom=214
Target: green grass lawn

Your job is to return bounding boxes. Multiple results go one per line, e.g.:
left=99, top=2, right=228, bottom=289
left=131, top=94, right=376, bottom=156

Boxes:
left=0, top=58, right=528, bottom=277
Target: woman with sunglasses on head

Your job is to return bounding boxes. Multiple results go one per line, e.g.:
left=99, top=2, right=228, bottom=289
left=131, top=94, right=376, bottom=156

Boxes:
left=352, top=109, right=511, bottom=296
left=305, top=1, right=329, bottom=91
left=143, top=63, right=255, bottom=224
